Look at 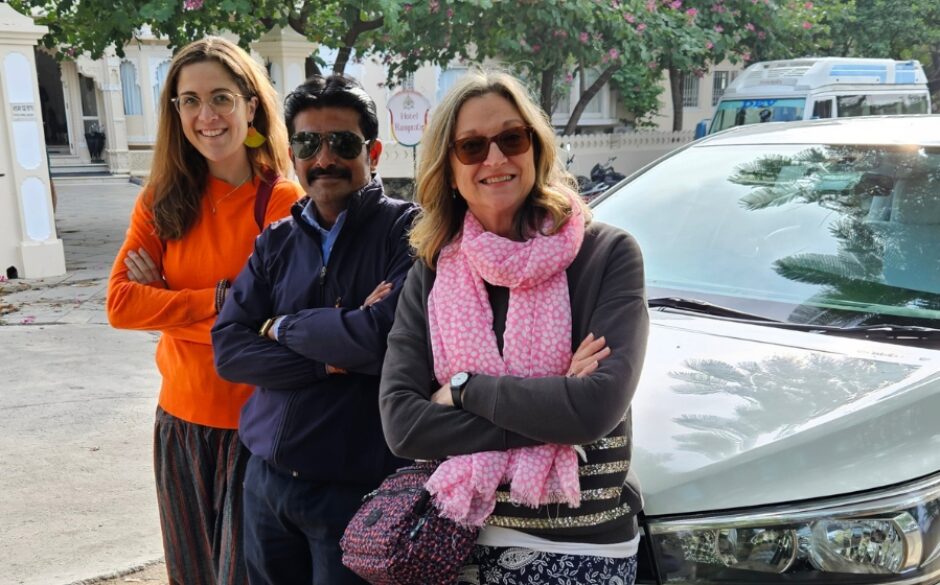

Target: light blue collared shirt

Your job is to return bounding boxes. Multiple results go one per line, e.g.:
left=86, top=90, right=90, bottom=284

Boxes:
left=271, top=201, right=347, bottom=342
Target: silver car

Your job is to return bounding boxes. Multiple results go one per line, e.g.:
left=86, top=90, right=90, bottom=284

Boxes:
left=592, top=116, right=940, bottom=584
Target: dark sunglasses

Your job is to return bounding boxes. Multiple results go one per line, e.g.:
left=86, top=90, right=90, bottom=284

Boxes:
left=450, top=126, right=533, bottom=165
left=290, top=131, right=370, bottom=160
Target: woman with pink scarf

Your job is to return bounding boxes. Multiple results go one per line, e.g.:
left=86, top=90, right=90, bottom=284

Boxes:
left=379, top=71, right=649, bottom=584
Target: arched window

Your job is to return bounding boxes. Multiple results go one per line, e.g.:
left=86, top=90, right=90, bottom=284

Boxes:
left=120, top=61, right=142, bottom=115
left=152, top=60, right=171, bottom=113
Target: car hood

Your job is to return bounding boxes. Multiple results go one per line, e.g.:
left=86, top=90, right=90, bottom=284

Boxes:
left=632, top=311, right=940, bottom=516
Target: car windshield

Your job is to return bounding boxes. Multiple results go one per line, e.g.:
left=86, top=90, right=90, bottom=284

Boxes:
left=593, top=142, right=940, bottom=328
left=710, top=98, right=806, bottom=133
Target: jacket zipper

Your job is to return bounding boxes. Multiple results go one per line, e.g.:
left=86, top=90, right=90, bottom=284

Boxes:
left=271, top=391, right=298, bottom=467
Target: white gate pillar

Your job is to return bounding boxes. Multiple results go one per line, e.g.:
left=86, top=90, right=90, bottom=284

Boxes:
left=0, top=4, right=65, bottom=278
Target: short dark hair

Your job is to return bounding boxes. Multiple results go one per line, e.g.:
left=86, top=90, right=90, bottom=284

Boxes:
left=284, top=74, right=379, bottom=140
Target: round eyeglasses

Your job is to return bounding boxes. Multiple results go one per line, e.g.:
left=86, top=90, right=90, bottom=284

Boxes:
left=171, top=91, right=248, bottom=116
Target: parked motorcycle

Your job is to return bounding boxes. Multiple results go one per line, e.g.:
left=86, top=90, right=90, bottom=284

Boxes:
left=580, top=157, right=625, bottom=202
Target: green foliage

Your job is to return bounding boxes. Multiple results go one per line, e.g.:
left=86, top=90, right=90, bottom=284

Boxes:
left=17, top=0, right=935, bottom=128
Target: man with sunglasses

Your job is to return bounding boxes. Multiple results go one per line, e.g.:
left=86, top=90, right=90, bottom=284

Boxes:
left=211, top=74, right=417, bottom=585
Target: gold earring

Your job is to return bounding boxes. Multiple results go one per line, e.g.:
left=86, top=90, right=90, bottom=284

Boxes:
left=244, top=121, right=266, bottom=148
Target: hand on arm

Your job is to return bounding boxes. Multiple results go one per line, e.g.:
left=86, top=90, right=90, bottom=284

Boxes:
left=458, top=232, right=649, bottom=445
left=275, top=212, right=417, bottom=375
left=380, top=265, right=543, bottom=461
left=211, top=237, right=329, bottom=389
left=429, top=333, right=611, bottom=406
left=124, top=248, right=167, bottom=288
left=107, top=196, right=216, bottom=336
left=267, top=279, right=393, bottom=375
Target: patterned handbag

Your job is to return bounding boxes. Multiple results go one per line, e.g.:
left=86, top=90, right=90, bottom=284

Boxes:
left=340, top=462, right=479, bottom=585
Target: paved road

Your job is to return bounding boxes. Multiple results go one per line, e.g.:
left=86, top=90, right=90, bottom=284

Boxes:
left=0, top=180, right=164, bottom=584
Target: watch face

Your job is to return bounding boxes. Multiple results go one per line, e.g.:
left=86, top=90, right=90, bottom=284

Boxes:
left=451, top=371, right=469, bottom=387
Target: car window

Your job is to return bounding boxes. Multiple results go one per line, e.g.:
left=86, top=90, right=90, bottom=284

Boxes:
left=711, top=98, right=806, bottom=133
left=594, top=143, right=940, bottom=327
left=836, top=93, right=929, bottom=117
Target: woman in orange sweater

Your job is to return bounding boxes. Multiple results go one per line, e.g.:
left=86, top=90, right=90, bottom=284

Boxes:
left=106, top=37, right=302, bottom=585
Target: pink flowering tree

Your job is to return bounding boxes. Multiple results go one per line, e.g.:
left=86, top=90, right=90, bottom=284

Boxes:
left=635, top=0, right=822, bottom=130
left=372, top=0, right=661, bottom=135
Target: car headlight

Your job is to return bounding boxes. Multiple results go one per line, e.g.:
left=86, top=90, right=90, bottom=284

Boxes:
left=648, top=472, right=940, bottom=583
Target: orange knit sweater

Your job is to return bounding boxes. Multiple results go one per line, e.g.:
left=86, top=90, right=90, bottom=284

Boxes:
left=107, top=175, right=303, bottom=429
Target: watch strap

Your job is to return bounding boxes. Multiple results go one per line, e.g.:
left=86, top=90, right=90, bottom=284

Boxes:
left=259, top=317, right=277, bottom=338
left=450, top=384, right=464, bottom=409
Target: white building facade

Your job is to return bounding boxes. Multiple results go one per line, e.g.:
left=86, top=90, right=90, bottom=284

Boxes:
left=34, top=26, right=739, bottom=180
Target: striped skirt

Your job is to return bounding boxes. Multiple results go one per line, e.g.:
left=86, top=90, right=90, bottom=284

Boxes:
left=154, top=406, right=250, bottom=585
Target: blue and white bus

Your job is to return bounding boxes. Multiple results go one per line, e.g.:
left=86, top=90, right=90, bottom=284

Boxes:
left=702, top=58, right=931, bottom=137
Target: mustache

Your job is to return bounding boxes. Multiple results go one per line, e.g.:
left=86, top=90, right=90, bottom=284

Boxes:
left=307, top=166, right=352, bottom=182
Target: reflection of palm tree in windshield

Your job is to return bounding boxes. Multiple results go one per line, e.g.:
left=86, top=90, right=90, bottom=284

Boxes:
left=729, top=146, right=940, bottom=326
left=668, top=356, right=915, bottom=461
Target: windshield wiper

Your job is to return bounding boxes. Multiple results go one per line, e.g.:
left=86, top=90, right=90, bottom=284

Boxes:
left=648, top=297, right=940, bottom=343
left=809, top=324, right=940, bottom=341
left=647, top=297, right=779, bottom=322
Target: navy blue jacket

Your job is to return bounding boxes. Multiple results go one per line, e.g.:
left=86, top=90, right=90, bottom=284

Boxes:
left=212, top=178, right=416, bottom=483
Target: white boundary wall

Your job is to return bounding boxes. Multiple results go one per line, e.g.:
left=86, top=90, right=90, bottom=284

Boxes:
left=127, top=130, right=695, bottom=181
left=375, top=130, right=695, bottom=180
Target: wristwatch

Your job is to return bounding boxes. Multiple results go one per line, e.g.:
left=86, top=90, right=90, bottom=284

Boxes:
left=259, top=317, right=277, bottom=338
left=450, top=371, right=471, bottom=409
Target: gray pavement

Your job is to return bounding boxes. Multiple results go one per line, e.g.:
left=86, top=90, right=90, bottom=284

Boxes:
left=0, top=181, right=165, bottom=584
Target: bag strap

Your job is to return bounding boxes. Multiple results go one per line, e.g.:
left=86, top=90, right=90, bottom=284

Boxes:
left=254, top=168, right=281, bottom=231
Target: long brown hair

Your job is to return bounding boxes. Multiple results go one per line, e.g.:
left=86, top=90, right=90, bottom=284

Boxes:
left=410, top=69, right=589, bottom=268
left=148, top=36, right=291, bottom=240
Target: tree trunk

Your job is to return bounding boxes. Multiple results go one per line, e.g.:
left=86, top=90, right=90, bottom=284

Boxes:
left=928, top=46, right=940, bottom=113
left=539, top=68, right=555, bottom=117
left=332, top=14, right=384, bottom=74
left=669, top=67, right=684, bottom=132
left=562, top=63, right=620, bottom=136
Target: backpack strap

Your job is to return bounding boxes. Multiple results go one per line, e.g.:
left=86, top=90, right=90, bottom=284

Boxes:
left=254, top=168, right=281, bottom=232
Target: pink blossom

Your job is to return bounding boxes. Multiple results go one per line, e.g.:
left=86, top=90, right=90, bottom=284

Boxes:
left=802, top=21, right=812, bottom=29
left=669, top=0, right=682, bottom=8
left=403, top=3, right=413, bottom=12
left=646, top=0, right=657, bottom=11
left=712, top=3, right=726, bottom=13
left=183, top=0, right=203, bottom=10
left=429, top=0, right=439, bottom=13
left=531, top=44, right=541, bottom=53
left=705, top=41, right=714, bottom=49
left=686, top=8, right=698, bottom=16
left=758, top=31, right=767, bottom=39
left=609, top=48, right=620, bottom=59
left=804, top=1, right=813, bottom=8
left=579, top=31, right=590, bottom=43
left=745, top=22, right=755, bottom=31
left=601, top=54, right=610, bottom=64
left=742, top=52, right=752, bottom=61
left=447, top=8, right=454, bottom=18
left=648, top=60, right=658, bottom=70
left=636, top=22, right=647, bottom=32
left=714, top=24, right=724, bottom=32
left=565, top=73, right=574, bottom=83
left=624, top=12, right=636, bottom=22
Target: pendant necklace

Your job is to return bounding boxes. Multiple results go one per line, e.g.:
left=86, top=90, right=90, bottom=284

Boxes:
left=211, top=172, right=253, bottom=214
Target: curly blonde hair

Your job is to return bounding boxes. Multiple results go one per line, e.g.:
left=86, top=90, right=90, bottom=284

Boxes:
left=410, top=69, right=589, bottom=268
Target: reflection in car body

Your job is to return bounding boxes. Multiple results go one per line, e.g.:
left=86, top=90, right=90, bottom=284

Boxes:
left=591, top=116, right=940, bottom=584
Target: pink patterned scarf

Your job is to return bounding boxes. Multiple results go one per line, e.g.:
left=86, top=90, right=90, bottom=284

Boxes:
left=426, top=196, right=586, bottom=527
